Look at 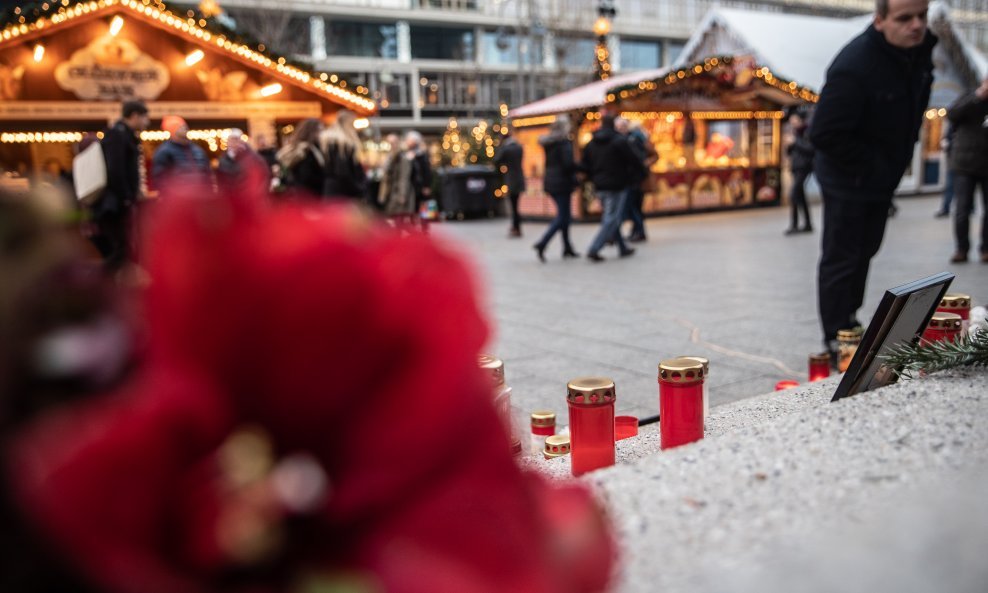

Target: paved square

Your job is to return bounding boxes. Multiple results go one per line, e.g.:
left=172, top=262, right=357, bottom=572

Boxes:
left=436, top=195, right=987, bottom=421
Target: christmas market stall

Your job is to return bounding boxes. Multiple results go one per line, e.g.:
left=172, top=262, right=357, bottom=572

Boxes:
left=675, top=3, right=988, bottom=195
left=0, top=0, right=375, bottom=183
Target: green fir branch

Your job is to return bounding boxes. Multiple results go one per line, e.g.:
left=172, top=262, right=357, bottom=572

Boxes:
left=880, top=330, right=988, bottom=379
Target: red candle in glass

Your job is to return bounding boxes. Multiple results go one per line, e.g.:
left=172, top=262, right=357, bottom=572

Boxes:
left=543, top=434, right=571, bottom=460
left=937, top=293, right=971, bottom=321
left=566, top=376, right=616, bottom=476
left=682, top=356, right=710, bottom=422
left=658, top=358, right=705, bottom=450
left=808, top=353, right=831, bottom=382
left=530, top=411, right=556, bottom=456
left=922, top=312, right=962, bottom=345
left=615, top=415, right=638, bottom=440
left=775, top=380, right=800, bottom=391
left=479, top=354, right=521, bottom=455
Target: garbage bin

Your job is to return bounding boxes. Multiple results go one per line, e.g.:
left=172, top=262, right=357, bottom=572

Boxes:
left=439, top=165, right=505, bottom=220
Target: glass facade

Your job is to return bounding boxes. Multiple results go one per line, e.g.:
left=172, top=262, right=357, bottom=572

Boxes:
left=326, top=20, right=398, bottom=58
left=410, top=25, right=475, bottom=60
left=481, top=30, right=543, bottom=66
left=620, top=38, right=662, bottom=70
left=556, top=37, right=597, bottom=69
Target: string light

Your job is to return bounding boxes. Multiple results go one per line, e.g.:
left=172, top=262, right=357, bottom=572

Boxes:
left=511, top=114, right=557, bottom=128
left=33, top=43, right=44, bottom=61
left=0, top=0, right=376, bottom=113
left=259, top=82, right=282, bottom=97
left=185, top=48, right=204, bottom=65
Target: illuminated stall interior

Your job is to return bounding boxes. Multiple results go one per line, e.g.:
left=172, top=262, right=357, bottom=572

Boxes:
left=0, top=0, right=375, bottom=186
left=511, top=56, right=816, bottom=220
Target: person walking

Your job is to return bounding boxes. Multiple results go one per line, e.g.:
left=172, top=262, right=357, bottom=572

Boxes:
left=150, top=115, right=209, bottom=188
left=933, top=124, right=956, bottom=218
left=320, top=109, right=366, bottom=200
left=379, top=133, right=417, bottom=223
left=494, top=128, right=525, bottom=237
left=784, top=110, right=815, bottom=234
left=618, top=119, right=656, bottom=243
left=276, top=118, right=325, bottom=198
left=404, top=131, right=434, bottom=229
left=532, top=117, right=579, bottom=262
left=946, top=76, right=988, bottom=263
left=810, top=0, right=936, bottom=363
left=94, top=100, right=150, bottom=270
left=581, top=114, right=645, bottom=262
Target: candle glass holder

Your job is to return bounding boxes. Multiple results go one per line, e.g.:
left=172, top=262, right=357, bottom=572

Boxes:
left=530, top=410, right=556, bottom=456
left=808, top=352, right=831, bottom=382
left=922, top=311, right=962, bottom=345
left=658, top=358, right=704, bottom=450
left=566, top=377, right=616, bottom=476
left=543, top=434, right=571, bottom=460
left=479, top=354, right=521, bottom=455
left=837, top=327, right=863, bottom=373
left=681, top=356, right=709, bottom=422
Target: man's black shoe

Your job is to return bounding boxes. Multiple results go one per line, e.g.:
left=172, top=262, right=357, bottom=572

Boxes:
left=533, top=244, right=546, bottom=263
left=627, top=233, right=647, bottom=243
left=619, top=248, right=636, bottom=258
left=587, top=252, right=605, bottom=262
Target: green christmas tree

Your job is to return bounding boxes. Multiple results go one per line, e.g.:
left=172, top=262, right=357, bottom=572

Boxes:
left=440, top=118, right=502, bottom=168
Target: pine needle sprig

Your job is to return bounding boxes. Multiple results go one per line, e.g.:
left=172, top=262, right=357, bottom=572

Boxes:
left=881, top=330, right=988, bottom=379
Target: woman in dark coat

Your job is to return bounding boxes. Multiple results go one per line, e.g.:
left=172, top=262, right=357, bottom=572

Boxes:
left=319, top=110, right=367, bottom=200
left=276, top=118, right=325, bottom=198
left=533, top=117, right=579, bottom=261
left=784, top=111, right=815, bottom=235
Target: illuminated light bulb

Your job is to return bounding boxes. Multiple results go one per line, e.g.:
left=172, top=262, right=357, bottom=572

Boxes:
left=185, top=49, right=204, bottom=66
left=109, top=15, right=123, bottom=35
left=33, top=44, right=45, bottom=62
left=259, top=83, right=282, bottom=97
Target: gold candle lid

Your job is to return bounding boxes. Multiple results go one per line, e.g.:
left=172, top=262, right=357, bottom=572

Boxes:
left=544, top=434, right=571, bottom=457
left=566, top=376, right=616, bottom=405
left=478, top=354, right=505, bottom=387
left=657, top=357, right=705, bottom=384
left=928, top=311, right=962, bottom=330
left=681, top=355, right=709, bottom=374
left=940, top=293, right=971, bottom=309
left=531, top=410, right=556, bottom=427
left=809, top=352, right=831, bottom=364
left=837, top=328, right=863, bottom=341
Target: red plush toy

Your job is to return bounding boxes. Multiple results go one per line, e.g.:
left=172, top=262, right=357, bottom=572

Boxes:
left=6, top=178, right=615, bottom=593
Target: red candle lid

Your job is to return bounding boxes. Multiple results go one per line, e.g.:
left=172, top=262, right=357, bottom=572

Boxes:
left=566, top=377, right=616, bottom=406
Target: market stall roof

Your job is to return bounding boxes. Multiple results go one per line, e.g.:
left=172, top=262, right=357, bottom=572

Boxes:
left=0, top=0, right=376, bottom=115
left=675, top=1, right=986, bottom=95
left=509, top=67, right=669, bottom=119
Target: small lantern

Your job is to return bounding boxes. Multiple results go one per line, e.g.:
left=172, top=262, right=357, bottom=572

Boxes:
left=808, top=352, right=831, bottom=382
left=937, top=293, right=971, bottom=321
left=922, top=311, right=962, bottom=345
left=658, top=358, right=704, bottom=450
left=566, top=376, right=616, bottom=476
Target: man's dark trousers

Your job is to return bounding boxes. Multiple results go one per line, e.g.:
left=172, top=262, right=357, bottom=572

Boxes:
left=818, top=192, right=891, bottom=341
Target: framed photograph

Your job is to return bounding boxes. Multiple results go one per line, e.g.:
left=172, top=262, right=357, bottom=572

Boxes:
left=832, top=271, right=954, bottom=401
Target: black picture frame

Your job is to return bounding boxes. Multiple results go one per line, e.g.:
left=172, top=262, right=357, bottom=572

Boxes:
left=831, top=271, right=954, bottom=402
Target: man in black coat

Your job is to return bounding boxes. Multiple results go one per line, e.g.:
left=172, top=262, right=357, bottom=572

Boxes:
left=581, top=114, right=646, bottom=261
left=945, top=76, right=988, bottom=263
left=810, top=0, right=935, bottom=362
left=494, top=130, right=525, bottom=237
left=94, top=100, right=150, bottom=270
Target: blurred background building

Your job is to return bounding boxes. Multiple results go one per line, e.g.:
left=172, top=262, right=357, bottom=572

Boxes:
left=182, top=0, right=988, bottom=136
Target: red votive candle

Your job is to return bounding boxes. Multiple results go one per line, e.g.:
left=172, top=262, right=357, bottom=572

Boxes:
left=922, top=311, right=962, bottom=345
left=808, top=353, right=831, bottom=382
left=615, top=415, right=638, bottom=440
left=566, top=376, right=616, bottom=476
left=775, top=380, right=800, bottom=391
left=530, top=410, right=556, bottom=456
left=659, top=358, right=704, bottom=450
left=681, top=356, right=710, bottom=422
left=543, top=434, right=571, bottom=460
left=479, top=354, right=521, bottom=456
left=937, top=293, right=971, bottom=321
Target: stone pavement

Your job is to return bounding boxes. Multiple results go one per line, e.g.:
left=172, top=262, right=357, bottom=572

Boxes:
left=435, top=195, right=988, bottom=421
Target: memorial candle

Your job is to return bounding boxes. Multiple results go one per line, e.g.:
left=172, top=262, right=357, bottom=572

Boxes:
left=479, top=354, right=521, bottom=456
left=659, top=358, right=705, bottom=450
left=566, top=377, right=616, bottom=476
left=922, top=311, right=962, bottom=345
left=808, top=352, right=831, bottom=382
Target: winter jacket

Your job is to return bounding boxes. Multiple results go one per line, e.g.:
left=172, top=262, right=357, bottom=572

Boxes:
left=787, top=125, right=815, bottom=173
left=151, top=140, right=209, bottom=186
left=320, top=126, right=366, bottom=200
left=946, top=90, right=988, bottom=175
left=539, top=133, right=577, bottom=196
left=278, top=143, right=325, bottom=198
left=579, top=127, right=645, bottom=192
left=494, top=138, right=525, bottom=194
left=409, top=150, right=433, bottom=207
left=97, top=120, right=142, bottom=215
left=810, top=25, right=936, bottom=201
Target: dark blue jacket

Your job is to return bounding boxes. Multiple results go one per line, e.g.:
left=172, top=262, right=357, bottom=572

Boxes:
left=97, top=120, right=141, bottom=215
left=946, top=90, right=988, bottom=175
left=810, top=26, right=936, bottom=201
left=151, top=139, right=209, bottom=185
left=539, top=133, right=577, bottom=196
left=579, top=127, right=645, bottom=192
left=494, top=137, right=525, bottom=194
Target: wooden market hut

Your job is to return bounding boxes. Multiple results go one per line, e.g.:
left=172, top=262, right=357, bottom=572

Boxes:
left=0, top=0, right=376, bottom=179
